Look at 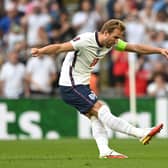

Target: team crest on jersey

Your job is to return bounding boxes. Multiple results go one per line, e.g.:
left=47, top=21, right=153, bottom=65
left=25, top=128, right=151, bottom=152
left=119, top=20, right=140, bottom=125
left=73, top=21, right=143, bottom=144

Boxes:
left=73, top=37, right=80, bottom=41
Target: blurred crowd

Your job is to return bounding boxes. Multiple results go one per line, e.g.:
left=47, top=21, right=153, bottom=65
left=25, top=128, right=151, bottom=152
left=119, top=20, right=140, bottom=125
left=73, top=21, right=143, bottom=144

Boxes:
left=0, top=0, right=168, bottom=99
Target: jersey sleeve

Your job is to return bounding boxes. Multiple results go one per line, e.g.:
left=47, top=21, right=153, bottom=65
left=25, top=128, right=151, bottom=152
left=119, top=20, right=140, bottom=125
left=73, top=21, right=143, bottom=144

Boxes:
left=114, top=39, right=127, bottom=51
left=70, top=34, right=88, bottom=50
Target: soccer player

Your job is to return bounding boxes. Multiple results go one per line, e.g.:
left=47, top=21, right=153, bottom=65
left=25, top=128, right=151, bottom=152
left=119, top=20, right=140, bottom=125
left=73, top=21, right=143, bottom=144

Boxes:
left=31, top=19, right=166, bottom=159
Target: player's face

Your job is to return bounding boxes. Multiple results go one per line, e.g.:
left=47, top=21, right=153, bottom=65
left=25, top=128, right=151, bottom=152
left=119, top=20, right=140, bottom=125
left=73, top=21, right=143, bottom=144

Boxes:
left=104, top=28, right=123, bottom=48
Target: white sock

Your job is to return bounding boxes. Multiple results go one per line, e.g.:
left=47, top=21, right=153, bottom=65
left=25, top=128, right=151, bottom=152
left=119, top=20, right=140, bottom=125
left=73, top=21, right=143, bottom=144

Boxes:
left=90, top=116, right=112, bottom=156
left=97, top=105, right=145, bottom=138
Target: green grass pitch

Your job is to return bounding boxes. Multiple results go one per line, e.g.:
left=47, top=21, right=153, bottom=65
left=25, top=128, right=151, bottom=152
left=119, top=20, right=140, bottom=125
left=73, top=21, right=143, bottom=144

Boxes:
left=0, top=138, right=167, bottom=168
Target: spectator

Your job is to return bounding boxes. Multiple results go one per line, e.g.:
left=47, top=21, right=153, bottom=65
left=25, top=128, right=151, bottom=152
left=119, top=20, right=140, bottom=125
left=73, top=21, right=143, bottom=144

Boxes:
left=0, top=0, right=168, bottom=98
left=17, top=0, right=30, bottom=15
left=0, top=2, right=20, bottom=34
left=48, top=11, right=76, bottom=43
left=139, top=0, right=156, bottom=29
left=36, top=26, right=49, bottom=45
left=106, top=0, right=115, bottom=19
left=21, top=0, right=51, bottom=46
left=59, top=11, right=76, bottom=42
left=25, top=55, right=57, bottom=98
left=0, top=50, right=26, bottom=98
left=95, top=0, right=108, bottom=21
left=14, top=40, right=28, bottom=64
left=153, top=0, right=165, bottom=13
left=72, top=0, right=102, bottom=34
left=0, top=28, right=6, bottom=53
left=125, top=13, right=146, bottom=43
left=124, top=57, right=151, bottom=97
left=111, top=50, right=128, bottom=89
left=147, top=72, right=168, bottom=97
left=112, top=0, right=126, bottom=20
left=154, top=10, right=168, bottom=34
left=49, top=1, right=61, bottom=23
left=150, top=61, right=167, bottom=78
left=144, top=30, right=168, bottom=73
left=122, top=0, right=138, bottom=14
left=4, top=23, right=25, bottom=51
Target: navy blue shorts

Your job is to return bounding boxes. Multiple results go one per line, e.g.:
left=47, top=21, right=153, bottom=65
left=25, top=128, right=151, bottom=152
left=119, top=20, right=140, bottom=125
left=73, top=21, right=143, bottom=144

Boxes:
left=59, top=85, right=98, bottom=114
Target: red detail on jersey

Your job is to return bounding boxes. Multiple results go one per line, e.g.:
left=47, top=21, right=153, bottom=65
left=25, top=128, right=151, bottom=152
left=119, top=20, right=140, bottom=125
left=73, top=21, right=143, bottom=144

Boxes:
left=90, top=58, right=99, bottom=67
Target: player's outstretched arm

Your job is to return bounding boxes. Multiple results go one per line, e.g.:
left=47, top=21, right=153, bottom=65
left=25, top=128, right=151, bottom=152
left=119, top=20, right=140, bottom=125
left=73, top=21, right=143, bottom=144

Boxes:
left=31, top=42, right=74, bottom=57
left=125, top=43, right=168, bottom=59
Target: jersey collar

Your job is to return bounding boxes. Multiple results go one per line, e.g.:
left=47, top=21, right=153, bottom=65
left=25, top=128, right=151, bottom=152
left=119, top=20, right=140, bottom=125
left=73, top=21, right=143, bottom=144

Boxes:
left=95, top=32, right=103, bottom=48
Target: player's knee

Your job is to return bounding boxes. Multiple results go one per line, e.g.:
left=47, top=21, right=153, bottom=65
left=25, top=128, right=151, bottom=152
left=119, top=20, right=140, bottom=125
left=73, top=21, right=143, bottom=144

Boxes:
left=87, top=100, right=104, bottom=117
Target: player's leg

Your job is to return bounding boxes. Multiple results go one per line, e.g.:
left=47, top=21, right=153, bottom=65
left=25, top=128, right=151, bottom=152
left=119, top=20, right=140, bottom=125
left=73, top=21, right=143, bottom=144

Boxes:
left=59, top=85, right=128, bottom=158
left=90, top=116, right=111, bottom=156
left=89, top=101, right=145, bottom=137
left=88, top=101, right=163, bottom=143
left=90, top=115, right=128, bottom=158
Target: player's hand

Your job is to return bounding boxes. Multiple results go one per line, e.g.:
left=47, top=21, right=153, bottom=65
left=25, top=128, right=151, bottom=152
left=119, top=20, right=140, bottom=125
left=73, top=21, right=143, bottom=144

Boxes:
left=31, top=48, right=40, bottom=57
left=160, top=48, right=168, bottom=59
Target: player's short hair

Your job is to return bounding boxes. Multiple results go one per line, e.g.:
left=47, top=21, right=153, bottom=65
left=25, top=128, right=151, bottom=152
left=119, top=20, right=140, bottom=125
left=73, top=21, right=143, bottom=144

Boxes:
left=100, top=19, right=125, bottom=33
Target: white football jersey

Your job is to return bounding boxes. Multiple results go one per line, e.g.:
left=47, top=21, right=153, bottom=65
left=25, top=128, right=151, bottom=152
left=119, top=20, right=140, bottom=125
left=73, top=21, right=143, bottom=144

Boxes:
left=59, top=32, right=113, bottom=86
